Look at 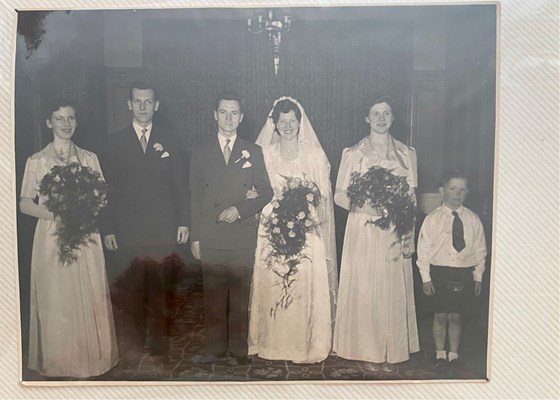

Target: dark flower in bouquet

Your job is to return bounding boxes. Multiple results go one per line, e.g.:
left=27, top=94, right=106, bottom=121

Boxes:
left=39, top=162, right=108, bottom=265
left=261, top=176, right=321, bottom=316
left=347, top=165, right=416, bottom=241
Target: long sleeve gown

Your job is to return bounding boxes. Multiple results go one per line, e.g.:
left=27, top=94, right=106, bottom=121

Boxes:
left=248, top=144, right=337, bottom=363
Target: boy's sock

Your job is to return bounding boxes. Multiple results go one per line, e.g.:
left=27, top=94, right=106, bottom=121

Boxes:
left=436, top=350, right=447, bottom=360
left=448, top=352, right=459, bottom=361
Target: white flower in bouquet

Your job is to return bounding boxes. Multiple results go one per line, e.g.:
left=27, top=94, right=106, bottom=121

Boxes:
left=262, top=174, right=323, bottom=315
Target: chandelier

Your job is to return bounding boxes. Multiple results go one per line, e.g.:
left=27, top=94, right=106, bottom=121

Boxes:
left=248, top=9, right=292, bottom=75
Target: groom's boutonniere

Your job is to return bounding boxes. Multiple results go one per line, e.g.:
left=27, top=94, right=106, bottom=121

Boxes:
left=234, top=150, right=252, bottom=168
left=153, top=143, right=169, bottom=158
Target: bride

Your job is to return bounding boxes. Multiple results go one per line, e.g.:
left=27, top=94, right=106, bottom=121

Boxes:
left=248, top=97, right=337, bottom=363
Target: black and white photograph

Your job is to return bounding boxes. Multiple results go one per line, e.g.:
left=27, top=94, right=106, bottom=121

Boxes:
left=14, top=4, right=498, bottom=383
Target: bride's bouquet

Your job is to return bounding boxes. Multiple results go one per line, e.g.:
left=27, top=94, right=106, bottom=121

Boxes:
left=39, top=162, right=108, bottom=265
left=347, top=165, right=416, bottom=241
left=261, top=176, right=321, bottom=316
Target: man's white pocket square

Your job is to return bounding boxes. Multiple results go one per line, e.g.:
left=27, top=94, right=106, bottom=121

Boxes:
left=242, top=161, right=252, bottom=168
left=161, top=152, right=170, bottom=158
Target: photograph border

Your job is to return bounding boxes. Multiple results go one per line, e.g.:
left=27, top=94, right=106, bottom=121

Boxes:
left=1, top=0, right=558, bottom=398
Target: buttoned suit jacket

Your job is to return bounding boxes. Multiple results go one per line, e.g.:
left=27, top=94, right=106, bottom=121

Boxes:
left=189, top=136, right=273, bottom=251
left=100, top=125, right=189, bottom=248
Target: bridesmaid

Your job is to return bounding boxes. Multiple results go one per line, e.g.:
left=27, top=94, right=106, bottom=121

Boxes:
left=20, top=100, right=118, bottom=378
left=333, top=97, right=419, bottom=372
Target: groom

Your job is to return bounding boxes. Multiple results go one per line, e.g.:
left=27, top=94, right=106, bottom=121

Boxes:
left=190, top=91, right=273, bottom=364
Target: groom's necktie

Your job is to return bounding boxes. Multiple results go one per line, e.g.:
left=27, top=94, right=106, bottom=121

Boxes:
left=452, top=211, right=466, bottom=252
left=140, top=128, right=148, bottom=153
left=223, top=139, right=231, bottom=165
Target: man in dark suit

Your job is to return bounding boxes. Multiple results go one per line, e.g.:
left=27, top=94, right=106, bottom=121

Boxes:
left=101, top=82, right=189, bottom=364
left=189, top=92, right=273, bottom=365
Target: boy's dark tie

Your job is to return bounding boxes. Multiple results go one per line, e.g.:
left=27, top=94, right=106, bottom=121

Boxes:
left=452, top=211, right=466, bottom=252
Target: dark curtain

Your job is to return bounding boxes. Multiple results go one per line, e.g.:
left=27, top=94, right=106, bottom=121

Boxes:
left=142, top=18, right=413, bottom=172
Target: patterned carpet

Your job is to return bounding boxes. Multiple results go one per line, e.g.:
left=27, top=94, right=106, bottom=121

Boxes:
left=91, top=265, right=488, bottom=382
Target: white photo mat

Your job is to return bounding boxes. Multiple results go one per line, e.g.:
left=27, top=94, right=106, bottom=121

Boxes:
left=0, top=0, right=558, bottom=398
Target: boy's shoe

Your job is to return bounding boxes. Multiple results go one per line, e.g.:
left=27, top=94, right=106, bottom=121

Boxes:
left=448, top=359, right=460, bottom=368
left=435, top=358, right=449, bottom=370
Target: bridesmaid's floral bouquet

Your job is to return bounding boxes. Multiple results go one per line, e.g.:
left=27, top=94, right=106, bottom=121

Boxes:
left=39, top=162, right=108, bottom=265
left=261, top=176, right=321, bottom=316
left=347, top=166, right=416, bottom=241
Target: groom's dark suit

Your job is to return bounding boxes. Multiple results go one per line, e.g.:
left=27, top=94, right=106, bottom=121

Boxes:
left=101, top=125, right=189, bottom=359
left=190, top=136, right=272, bottom=358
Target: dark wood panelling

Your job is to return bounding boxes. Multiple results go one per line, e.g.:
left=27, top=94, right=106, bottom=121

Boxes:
left=443, top=6, right=496, bottom=216
left=411, top=71, right=446, bottom=192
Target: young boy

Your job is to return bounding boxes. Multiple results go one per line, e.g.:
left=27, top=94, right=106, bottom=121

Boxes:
left=416, top=169, right=487, bottom=369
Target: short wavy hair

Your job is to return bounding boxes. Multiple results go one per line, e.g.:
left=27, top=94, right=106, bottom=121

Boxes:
left=214, top=91, right=243, bottom=111
left=43, top=98, right=77, bottom=121
left=129, top=81, right=158, bottom=102
left=270, top=99, right=302, bottom=125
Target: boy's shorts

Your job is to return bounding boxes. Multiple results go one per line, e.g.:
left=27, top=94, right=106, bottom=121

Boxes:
left=424, top=265, right=478, bottom=314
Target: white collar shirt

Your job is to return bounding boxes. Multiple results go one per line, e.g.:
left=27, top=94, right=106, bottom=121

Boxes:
left=417, top=204, right=487, bottom=283
left=218, top=133, right=237, bottom=153
left=133, top=122, right=153, bottom=145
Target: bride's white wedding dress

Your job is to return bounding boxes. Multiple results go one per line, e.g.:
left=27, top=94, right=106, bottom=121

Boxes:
left=248, top=97, right=337, bottom=363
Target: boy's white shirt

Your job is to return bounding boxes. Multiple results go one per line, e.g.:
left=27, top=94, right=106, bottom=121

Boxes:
left=416, top=203, right=487, bottom=283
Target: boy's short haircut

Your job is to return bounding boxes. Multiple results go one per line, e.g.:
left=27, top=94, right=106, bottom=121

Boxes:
left=439, top=168, right=468, bottom=188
